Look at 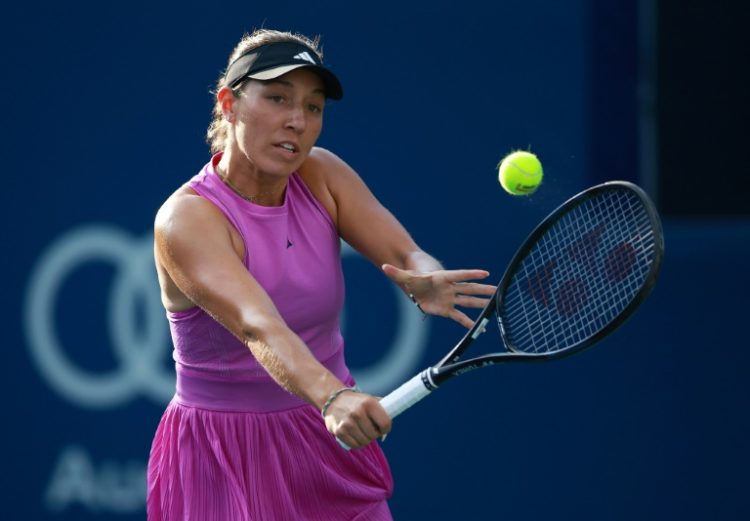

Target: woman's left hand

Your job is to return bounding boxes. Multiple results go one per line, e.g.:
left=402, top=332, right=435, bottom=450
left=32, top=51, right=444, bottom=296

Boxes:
left=381, top=264, right=497, bottom=329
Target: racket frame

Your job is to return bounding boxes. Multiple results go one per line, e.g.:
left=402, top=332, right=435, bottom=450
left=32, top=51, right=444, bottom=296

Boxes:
left=423, top=180, right=663, bottom=388
left=349, top=181, right=664, bottom=432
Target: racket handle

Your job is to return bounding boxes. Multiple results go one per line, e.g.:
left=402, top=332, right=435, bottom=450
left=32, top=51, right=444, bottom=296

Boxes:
left=337, top=370, right=434, bottom=450
left=380, top=369, right=434, bottom=419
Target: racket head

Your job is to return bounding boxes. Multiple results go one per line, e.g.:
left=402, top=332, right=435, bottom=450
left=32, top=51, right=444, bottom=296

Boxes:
left=496, top=181, right=664, bottom=359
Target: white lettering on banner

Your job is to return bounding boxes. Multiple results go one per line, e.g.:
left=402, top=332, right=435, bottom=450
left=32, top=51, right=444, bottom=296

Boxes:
left=45, top=445, right=146, bottom=513
left=23, top=226, right=429, bottom=409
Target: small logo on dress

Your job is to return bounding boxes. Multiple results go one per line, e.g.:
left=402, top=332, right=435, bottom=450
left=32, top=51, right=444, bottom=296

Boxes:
left=286, top=239, right=293, bottom=249
left=293, top=52, right=316, bottom=64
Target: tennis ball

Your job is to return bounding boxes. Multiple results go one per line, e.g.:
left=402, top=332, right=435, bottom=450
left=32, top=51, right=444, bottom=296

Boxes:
left=497, top=151, right=543, bottom=195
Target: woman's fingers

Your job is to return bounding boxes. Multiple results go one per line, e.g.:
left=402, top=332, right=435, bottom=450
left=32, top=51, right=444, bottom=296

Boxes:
left=326, top=393, right=392, bottom=449
left=454, top=295, right=493, bottom=308
left=455, top=282, right=498, bottom=296
left=381, top=263, right=411, bottom=283
left=448, top=309, right=475, bottom=329
left=442, top=269, right=490, bottom=282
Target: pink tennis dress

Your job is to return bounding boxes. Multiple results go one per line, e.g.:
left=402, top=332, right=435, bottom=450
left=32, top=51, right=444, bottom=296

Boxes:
left=147, top=155, right=394, bottom=520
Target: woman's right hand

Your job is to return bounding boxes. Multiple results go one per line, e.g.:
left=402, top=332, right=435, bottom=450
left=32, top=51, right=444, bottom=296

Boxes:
left=322, top=390, right=392, bottom=449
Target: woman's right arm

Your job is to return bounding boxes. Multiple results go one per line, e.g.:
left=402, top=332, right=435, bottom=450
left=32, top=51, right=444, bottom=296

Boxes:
left=154, top=189, right=390, bottom=448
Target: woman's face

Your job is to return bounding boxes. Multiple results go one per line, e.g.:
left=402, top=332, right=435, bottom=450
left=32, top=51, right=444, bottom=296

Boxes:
left=229, top=68, right=326, bottom=177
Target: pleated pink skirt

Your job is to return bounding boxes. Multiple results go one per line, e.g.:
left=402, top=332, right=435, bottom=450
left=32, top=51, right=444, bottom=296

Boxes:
left=147, top=398, right=394, bottom=520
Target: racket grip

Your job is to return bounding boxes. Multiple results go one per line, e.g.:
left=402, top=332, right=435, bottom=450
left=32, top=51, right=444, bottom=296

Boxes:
left=336, top=370, right=434, bottom=450
left=379, top=370, right=434, bottom=419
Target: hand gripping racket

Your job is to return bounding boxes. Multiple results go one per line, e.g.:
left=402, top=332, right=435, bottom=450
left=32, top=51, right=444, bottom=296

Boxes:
left=378, top=180, right=664, bottom=424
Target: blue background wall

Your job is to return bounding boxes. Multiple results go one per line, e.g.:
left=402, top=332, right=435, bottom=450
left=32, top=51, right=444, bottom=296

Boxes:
left=3, top=1, right=748, bottom=520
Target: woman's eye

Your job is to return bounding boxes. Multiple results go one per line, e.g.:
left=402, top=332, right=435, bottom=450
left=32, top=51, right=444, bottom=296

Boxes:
left=269, top=95, right=284, bottom=103
left=308, top=104, right=323, bottom=113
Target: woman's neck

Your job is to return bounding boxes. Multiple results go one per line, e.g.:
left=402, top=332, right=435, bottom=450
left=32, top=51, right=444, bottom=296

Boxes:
left=216, top=149, right=288, bottom=206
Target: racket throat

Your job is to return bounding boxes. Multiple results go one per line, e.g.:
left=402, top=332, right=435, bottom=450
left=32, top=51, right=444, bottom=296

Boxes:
left=438, top=315, right=493, bottom=368
left=471, top=317, right=491, bottom=339
left=422, top=368, right=439, bottom=391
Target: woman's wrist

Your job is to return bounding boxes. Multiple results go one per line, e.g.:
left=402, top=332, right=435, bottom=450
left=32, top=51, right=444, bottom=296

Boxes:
left=320, top=386, right=361, bottom=417
left=404, top=250, right=444, bottom=273
left=408, top=292, right=426, bottom=314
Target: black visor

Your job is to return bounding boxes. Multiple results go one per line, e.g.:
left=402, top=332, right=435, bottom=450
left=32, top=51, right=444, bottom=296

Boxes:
left=223, top=41, right=343, bottom=100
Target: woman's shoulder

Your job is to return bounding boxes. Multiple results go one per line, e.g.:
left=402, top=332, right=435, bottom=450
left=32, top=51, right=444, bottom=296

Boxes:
left=299, top=146, right=352, bottom=178
left=297, top=147, right=354, bottom=225
left=155, top=184, right=224, bottom=232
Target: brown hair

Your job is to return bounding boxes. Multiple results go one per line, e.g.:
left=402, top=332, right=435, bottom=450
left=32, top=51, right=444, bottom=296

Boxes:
left=205, top=29, right=323, bottom=154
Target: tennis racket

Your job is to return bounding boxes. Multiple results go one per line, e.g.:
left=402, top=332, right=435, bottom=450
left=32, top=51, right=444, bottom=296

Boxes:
left=378, top=180, right=663, bottom=424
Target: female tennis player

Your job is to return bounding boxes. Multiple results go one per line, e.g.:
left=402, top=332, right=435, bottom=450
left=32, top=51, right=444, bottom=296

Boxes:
left=146, top=28, right=496, bottom=520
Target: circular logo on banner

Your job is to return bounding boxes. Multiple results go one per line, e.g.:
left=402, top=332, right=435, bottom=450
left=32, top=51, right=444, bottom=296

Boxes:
left=24, top=225, right=174, bottom=409
left=24, top=225, right=430, bottom=409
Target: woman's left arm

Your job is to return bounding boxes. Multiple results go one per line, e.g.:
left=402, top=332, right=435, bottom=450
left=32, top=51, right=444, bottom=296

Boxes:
left=299, top=147, right=495, bottom=328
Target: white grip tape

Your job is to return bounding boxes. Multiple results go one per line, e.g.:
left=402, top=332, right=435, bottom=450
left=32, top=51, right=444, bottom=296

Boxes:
left=379, top=371, right=433, bottom=419
left=337, top=371, right=433, bottom=450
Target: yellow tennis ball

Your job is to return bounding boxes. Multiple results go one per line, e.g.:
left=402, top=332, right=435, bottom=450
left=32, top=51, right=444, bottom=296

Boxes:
left=497, top=151, right=543, bottom=195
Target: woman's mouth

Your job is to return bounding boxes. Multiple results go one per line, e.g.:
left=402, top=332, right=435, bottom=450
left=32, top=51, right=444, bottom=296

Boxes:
left=276, top=142, right=298, bottom=154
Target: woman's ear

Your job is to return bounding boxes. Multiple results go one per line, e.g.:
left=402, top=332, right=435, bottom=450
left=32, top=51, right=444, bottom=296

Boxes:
left=217, top=86, right=236, bottom=123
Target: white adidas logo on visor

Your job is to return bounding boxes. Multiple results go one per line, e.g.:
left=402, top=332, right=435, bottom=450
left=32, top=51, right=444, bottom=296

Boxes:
left=293, top=51, right=316, bottom=64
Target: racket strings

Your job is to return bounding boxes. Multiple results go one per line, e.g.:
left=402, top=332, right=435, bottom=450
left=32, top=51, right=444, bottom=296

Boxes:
left=500, top=188, right=658, bottom=354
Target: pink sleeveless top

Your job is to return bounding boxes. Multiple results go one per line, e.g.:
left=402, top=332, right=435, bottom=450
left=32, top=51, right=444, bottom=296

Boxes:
left=168, top=154, right=351, bottom=412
